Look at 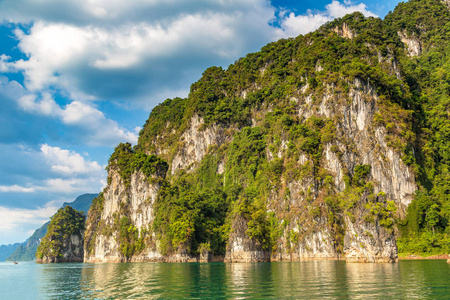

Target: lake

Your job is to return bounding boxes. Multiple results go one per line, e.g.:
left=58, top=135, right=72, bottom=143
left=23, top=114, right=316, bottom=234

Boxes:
left=1, top=260, right=449, bottom=299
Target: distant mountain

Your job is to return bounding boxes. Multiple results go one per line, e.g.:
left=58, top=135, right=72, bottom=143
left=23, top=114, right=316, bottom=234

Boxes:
left=0, top=243, right=21, bottom=261
left=62, top=193, right=97, bottom=214
left=6, top=221, right=49, bottom=262
left=5, top=193, right=98, bottom=261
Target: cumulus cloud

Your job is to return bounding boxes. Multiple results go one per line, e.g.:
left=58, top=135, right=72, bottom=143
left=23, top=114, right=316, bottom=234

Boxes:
left=0, top=178, right=104, bottom=195
left=39, top=177, right=106, bottom=194
left=1, top=75, right=137, bottom=146
left=16, top=91, right=138, bottom=146
left=0, top=185, right=35, bottom=193
left=18, top=92, right=61, bottom=116
left=40, top=144, right=102, bottom=175
left=0, top=54, right=13, bottom=72
left=327, top=0, right=377, bottom=18
left=0, top=0, right=273, bottom=27
left=0, top=204, right=57, bottom=229
left=1, top=1, right=275, bottom=107
left=276, top=0, right=377, bottom=38
left=0, top=144, right=105, bottom=194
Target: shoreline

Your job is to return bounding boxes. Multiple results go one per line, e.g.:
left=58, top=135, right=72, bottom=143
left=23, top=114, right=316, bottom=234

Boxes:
left=398, top=254, right=450, bottom=260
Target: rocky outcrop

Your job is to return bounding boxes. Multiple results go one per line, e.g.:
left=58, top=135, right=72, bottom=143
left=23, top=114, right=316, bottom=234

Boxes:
left=398, top=30, right=422, bottom=57
left=333, top=23, right=357, bottom=39
left=344, top=217, right=397, bottom=263
left=171, top=115, right=231, bottom=174
left=226, top=78, right=410, bottom=262
left=37, top=234, right=84, bottom=263
left=297, top=79, right=415, bottom=213
left=84, top=169, right=163, bottom=263
left=224, top=216, right=270, bottom=262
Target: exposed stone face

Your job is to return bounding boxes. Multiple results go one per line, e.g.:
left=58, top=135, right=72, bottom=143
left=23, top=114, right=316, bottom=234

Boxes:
left=84, top=169, right=208, bottom=263
left=333, top=23, right=357, bottom=39
left=398, top=30, right=422, bottom=57
left=37, top=233, right=84, bottom=263
left=223, top=79, right=413, bottom=262
left=297, top=79, right=415, bottom=212
left=171, top=115, right=231, bottom=174
left=85, top=76, right=414, bottom=264
left=84, top=169, right=163, bottom=263
left=224, top=216, right=270, bottom=263
left=344, top=217, right=397, bottom=263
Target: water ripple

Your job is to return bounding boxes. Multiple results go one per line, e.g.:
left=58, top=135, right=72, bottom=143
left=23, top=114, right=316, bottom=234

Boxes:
left=1, top=260, right=450, bottom=299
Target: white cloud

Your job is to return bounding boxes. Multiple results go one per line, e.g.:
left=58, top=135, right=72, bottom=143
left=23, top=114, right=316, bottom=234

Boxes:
left=61, top=101, right=139, bottom=145
left=2, top=1, right=275, bottom=107
left=16, top=92, right=138, bottom=146
left=40, top=144, right=102, bottom=175
left=18, top=92, right=61, bottom=116
left=327, top=0, right=377, bottom=18
left=0, top=178, right=104, bottom=195
left=276, top=0, right=377, bottom=38
left=1, top=1, right=377, bottom=108
left=40, top=178, right=102, bottom=194
left=0, top=185, right=35, bottom=193
left=0, top=203, right=61, bottom=244
left=0, top=144, right=105, bottom=196
left=0, top=204, right=57, bottom=230
left=0, top=54, right=13, bottom=72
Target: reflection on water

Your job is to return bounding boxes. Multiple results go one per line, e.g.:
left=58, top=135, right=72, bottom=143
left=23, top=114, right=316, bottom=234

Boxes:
left=1, top=260, right=450, bottom=299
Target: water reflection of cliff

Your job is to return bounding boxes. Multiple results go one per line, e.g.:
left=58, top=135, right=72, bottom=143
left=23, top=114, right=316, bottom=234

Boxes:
left=37, top=260, right=450, bottom=299
left=80, top=262, right=232, bottom=299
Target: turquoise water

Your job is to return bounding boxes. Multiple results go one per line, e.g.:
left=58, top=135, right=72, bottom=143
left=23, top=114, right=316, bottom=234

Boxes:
left=1, top=260, right=450, bottom=299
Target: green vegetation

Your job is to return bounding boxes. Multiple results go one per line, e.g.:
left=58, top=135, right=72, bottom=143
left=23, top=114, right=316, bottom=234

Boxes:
left=153, top=181, right=229, bottom=255
left=387, top=0, right=450, bottom=256
left=107, top=142, right=169, bottom=186
left=36, top=206, right=85, bottom=261
left=84, top=0, right=450, bottom=259
left=8, top=222, right=48, bottom=261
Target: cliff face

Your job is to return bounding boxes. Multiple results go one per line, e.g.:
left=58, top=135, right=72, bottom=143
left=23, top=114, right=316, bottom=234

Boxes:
left=84, top=170, right=166, bottom=263
left=223, top=78, right=410, bottom=263
left=82, top=0, right=450, bottom=263
left=37, top=234, right=84, bottom=263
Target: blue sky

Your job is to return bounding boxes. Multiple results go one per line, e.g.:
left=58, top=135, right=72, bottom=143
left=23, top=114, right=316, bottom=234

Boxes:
left=0, top=0, right=403, bottom=245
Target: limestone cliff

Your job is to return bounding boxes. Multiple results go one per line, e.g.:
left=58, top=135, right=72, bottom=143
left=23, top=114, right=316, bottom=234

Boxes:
left=83, top=0, right=450, bottom=263
left=83, top=148, right=201, bottom=262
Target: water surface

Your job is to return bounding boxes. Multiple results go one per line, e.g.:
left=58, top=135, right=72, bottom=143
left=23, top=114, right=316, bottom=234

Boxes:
left=1, top=260, right=449, bottom=299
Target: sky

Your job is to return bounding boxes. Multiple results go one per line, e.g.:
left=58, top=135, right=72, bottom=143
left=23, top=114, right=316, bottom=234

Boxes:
left=0, top=0, right=403, bottom=245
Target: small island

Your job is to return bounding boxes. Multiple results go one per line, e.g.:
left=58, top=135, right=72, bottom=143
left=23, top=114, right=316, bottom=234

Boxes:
left=36, top=206, right=85, bottom=263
